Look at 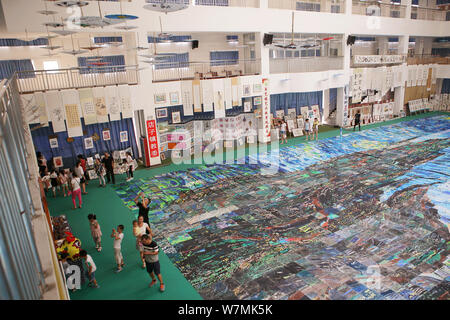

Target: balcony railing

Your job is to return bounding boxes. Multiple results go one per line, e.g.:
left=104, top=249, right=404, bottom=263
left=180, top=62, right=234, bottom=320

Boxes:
left=16, top=65, right=139, bottom=94
left=352, top=1, right=406, bottom=18
left=407, top=54, right=450, bottom=65
left=193, top=0, right=259, bottom=7
left=269, top=0, right=346, bottom=13
left=351, top=54, right=406, bottom=67
left=411, top=6, right=447, bottom=21
left=152, top=59, right=260, bottom=82
left=270, top=56, right=344, bottom=73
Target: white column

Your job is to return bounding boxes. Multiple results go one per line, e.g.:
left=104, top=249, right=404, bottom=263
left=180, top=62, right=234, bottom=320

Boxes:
left=259, top=0, right=268, bottom=8
left=394, top=35, right=409, bottom=116
left=423, top=37, right=433, bottom=55
left=377, top=36, right=389, bottom=55
left=322, top=89, right=330, bottom=122
left=401, top=0, right=412, bottom=19
left=345, top=0, right=353, bottom=15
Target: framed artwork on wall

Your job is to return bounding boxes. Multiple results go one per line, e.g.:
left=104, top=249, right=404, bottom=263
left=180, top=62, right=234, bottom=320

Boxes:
left=120, top=131, right=128, bottom=143
left=49, top=138, right=58, bottom=149
left=156, top=108, right=168, bottom=119
left=154, top=93, right=166, bottom=104
left=253, top=83, right=262, bottom=93
left=243, top=85, right=251, bottom=96
left=244, top=101, right=252, bottom=112
left=172, top=111, right=181, bottom=124
left=253, top=96, right=262, bottom=105
left=84, top=137, right=94, bottom=149
left=170, top=92, right=179, bottom=105
left=53, top=156, right=63, bottom=168
left=102, top=129, right=111, bottom=141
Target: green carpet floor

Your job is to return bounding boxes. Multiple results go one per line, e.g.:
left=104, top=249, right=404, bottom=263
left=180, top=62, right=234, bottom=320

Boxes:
left=46, top=111, right=449, bottom=300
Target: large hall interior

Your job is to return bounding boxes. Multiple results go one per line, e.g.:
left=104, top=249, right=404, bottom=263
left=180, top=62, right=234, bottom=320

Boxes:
left=0, top=0, right=449, bottom=301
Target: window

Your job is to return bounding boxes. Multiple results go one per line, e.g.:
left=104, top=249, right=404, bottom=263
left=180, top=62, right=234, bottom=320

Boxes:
left=296, top=2, right=321, bottom=12
left=154, top=53, right=189, bottom=70
left=195, top=0, right=229, bottom=6
left=331, top=5, right=340, bottom=13
left=43, top=60, right=59, bottom=73
left=210, top=51, right=239, bottom=66
left=77, top=55, right=125, bottom=74
left=411, top=12, right=417, bottom=19
left=390, top=10, right=400, bottom=18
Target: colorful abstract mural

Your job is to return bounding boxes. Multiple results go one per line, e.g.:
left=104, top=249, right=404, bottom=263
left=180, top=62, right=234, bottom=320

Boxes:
left=113, top=115, right=450, bottom=300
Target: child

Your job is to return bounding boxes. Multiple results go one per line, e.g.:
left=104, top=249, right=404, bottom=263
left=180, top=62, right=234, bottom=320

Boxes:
left=58, top=169, right=68, bottom=197
left=111, top=225, right=125, bottom=273
left=125, top=152, right=134, bottom=182
left=88, top=214, right=102, bottom=252
left=280, top=120, right=287, bottom=145
left=304, top=118, right=311, bottom=141
left=313, top=117, right=320, bottom=141
left=50, top=169, right=59, bottom=198
left=79, top=250, right=99, bottom=288
left=94, top=158, right=106, bottom=187
left=141, top=234, right=165, bottom=292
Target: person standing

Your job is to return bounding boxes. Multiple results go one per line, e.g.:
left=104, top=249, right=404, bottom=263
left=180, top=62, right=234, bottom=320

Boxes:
left=134, top=216, right=153, bottom=269
left=141, top=234, right=165, bottom=292
left=354, top=110, right=361, bottom=131
left=111, top=225, right=125, bottom=273
left=78, top=155, right=90, bottom=185
left=94, top=158, right=106, bottom=187
left=69, top=169, right=82, bottom=209
left=102, top=152, right=115, bottom=184
left=88, top=214, right=102, bottom=252
left=280, top=120, right=288, bottom=145
left=125, top=152, right=134, bottom=182
left=134, top=192, right=151, bottom=226
left=74, top=161, right=87, bottom=195
left=313, top=117, right=320, bottom=141
left=304, top=118, right=311, bottom=141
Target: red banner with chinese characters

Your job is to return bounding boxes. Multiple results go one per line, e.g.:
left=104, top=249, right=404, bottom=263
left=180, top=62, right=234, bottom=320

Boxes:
left=262, top=78, right=271, bottom=142
left=146, top=120, right=160, bottom=159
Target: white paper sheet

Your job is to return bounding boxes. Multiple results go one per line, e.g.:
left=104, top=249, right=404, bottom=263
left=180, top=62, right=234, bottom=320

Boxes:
left=45, top=91, right=66, bottom=133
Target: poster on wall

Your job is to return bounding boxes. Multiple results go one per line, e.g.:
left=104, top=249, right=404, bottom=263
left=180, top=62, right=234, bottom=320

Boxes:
left=254, top=96, right=262, bottom=105
left=201, top=80, right=214, bottom=112
left=311, top=105, right=320, bottom=121
left=84, top=137, right=94, bottom=150
left=93, top=87, right=108, bottom=123
left=46, top=91, right=66, bottom=133
left=170, top=92, right=179, bottom=105
left=102, top=129, right=111, bottom=141
left=156, top=108, right=168, bottom=119
left=253, top=83, right=262, bottom=93
left=105, top=86, right=121, bottom=121
left=49, top=138, right=58, bottom=149
left=342, top=84, right=349, bottom=127
left=154, top=93, right=166, bottom=104
left=53, top=156, right=63, bottom=168
left=244, top=101, right=252, bottom=113
left=120, top=131, right=128, bottom=143
left=192, top=80, right=202, bottom=112
left=118, top=85, right=133, bottom=119
left=243, top=84, right=251, bottom=97
left=213, top=79, right=226, bottom=119
left=224, top=78, right=232, bottom=110
left=172, top=111, right=181, bottom=124
left=78, top=88, right=97, bottom=125
left=231, top=77, right=240, bottom=107
left=34, top=92, right=48, bottom=127
left=181, top=81, right=194, bottom=116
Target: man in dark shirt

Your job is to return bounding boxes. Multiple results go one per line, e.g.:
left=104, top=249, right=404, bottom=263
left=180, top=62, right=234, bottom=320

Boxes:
left=102, top=152, right=115, bottom=184
left=141, top=234, right=164, bottom=292
left=134, top=192, right=150, bottom=226
left=354, top=111, right=361, bottom=132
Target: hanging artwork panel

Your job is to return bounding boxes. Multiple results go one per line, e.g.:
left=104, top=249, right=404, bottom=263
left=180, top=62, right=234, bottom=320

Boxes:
left=213, top=79, right=225, bottom=119
left=120, top=131, right=128, bottom=143
left=118, top=85, right=133, bottom=119
left=34, top=92, right=49, bottom=127
left=78, top=88, right=97, bottom=125
left=193, top=80, right=202, bottom=112
left=62, top=89, right=83, bottom=137
left=181, top=80, right=194, bottom=116
left=92, top=87, right=108, bottom=123
left=105, top=86, right=121, bottom=121
left=201, top=80, right=214, bottom=112
left=45, top=91, right=66, bottom=133
left=224, top=78, right=232, bottom=110
left=84, top=137, right=94, bottom=150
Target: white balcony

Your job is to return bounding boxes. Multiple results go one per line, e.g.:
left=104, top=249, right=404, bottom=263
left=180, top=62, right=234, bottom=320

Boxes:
left=270, top=56, right=344, bottom=73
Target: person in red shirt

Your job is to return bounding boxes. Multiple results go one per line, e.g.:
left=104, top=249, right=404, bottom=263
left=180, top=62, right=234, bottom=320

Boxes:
left=77, top=154, right=89, bottom=185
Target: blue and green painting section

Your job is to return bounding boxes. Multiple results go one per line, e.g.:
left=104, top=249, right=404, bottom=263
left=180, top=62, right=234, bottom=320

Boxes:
left=113, top=114, right=450, bottom=300
left=47, top=112, right=450, bottom=300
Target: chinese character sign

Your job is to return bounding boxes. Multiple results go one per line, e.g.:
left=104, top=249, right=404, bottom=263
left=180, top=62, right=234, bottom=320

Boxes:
left=146, top=120, right=160, bottom=158
left=262, top=78, right=271, bottom=142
